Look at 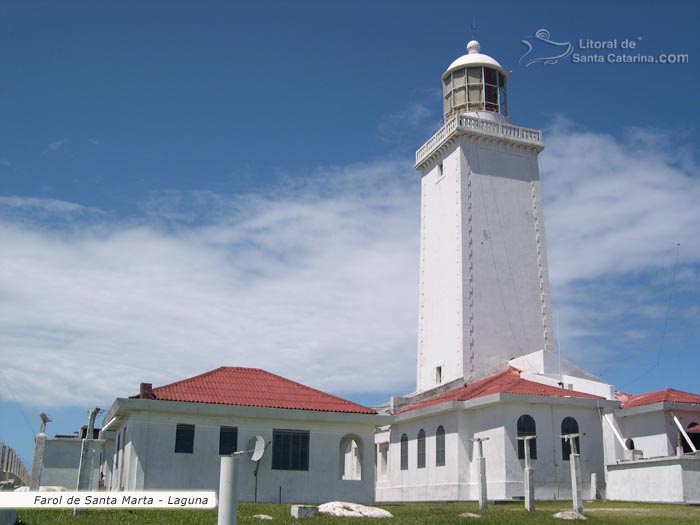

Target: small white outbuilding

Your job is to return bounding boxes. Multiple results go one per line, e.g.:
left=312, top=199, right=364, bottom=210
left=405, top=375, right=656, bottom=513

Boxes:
left=99, top=367, right=386, bottom=504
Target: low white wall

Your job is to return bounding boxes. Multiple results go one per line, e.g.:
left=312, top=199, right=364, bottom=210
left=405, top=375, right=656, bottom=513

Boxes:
left=607, top=456, right=700, bottom=503
left=39, top=439, right=81, bottom=489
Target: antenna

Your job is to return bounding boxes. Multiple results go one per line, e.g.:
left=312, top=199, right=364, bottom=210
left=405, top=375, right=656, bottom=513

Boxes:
left=231, top=434, right=267, bottom=461
left=556, top=308, right=562, bottom=385
left=249, top=435, right=266, bottom=462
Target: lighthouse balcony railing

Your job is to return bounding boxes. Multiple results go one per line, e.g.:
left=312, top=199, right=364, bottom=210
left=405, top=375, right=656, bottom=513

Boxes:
left=416, top=115, right=542, bottom=166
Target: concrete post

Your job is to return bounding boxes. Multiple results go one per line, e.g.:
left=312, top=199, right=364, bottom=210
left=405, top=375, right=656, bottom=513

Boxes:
left=76, top=408, right=100, bottom=490
left=472, top=437, right=489, bottom=509
left=589, top=472, right=597, bottom=500
left=29, top=435, right=46, bottom=491
left=518, top=436, right=536, bottom=512
left=218, top=455, right=240, bottom=525
left=562, top=433, right=584, bottom=514
left=73, top=408, right=100, bottom=517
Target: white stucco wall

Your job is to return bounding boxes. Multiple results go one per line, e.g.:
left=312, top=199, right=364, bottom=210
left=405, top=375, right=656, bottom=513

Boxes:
left=607, top=456, right=700, bottom=503
left=101, top=399, right=381, bottom=504
left=39, top=439, right=101, bottom=490
left=416, top=130, right=553, bottom=393
left=416, top=145, right=465, bottom=392
left=376, top=412, right=460, bottom=501
left=377, top=396, right=608, bottom=502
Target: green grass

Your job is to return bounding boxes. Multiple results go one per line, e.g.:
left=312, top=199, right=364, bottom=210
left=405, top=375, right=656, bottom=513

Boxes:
left=17, top=500, right=700, bottom=524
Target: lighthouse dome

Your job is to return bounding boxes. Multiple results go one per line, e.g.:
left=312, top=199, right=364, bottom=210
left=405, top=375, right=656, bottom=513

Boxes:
left=444, top=40, right=508, bottom=77
left=441, top=40, right=509, bottom=121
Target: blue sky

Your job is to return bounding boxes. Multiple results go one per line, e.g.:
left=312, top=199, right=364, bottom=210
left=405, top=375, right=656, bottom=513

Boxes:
left=1, top=1, right=698, bottom=469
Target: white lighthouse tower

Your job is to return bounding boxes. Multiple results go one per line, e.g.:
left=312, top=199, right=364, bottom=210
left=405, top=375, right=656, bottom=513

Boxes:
left=415, top=40, right=553, bottom=392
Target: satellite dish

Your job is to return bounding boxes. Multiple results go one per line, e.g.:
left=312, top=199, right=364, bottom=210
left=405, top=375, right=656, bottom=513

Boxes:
left=249, top=435, right=266, bottom=462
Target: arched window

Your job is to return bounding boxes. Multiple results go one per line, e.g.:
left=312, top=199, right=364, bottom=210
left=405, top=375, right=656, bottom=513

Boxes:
left=517, top=415, right=537, bottom=460
left=561, top=417, right=580, bottom=460
left=436, top=426, right=446, bottom=467
left=625, top=438, right=635, bottom=451
left=684, top=422, right=700, bottom=453
left=339, top=435, right=362, bottom=480
left=400, top=433, right=408, bottom=470
left=417, top=430, right=426, bottom=469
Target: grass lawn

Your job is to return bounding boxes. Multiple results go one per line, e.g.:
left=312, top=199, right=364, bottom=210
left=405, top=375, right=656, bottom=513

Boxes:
left=17, top=500, right=700, bottom=524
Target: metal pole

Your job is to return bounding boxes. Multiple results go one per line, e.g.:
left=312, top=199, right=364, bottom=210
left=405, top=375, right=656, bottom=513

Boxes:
left=218, top=455, right=240, bottom=525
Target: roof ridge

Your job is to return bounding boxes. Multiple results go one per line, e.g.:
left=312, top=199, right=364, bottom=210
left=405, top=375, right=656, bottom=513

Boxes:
left=142, top=366, right=376, bottom=414
left=251, top=368, right=371, bottom=408
left=151, top=366, right=230, bottom=394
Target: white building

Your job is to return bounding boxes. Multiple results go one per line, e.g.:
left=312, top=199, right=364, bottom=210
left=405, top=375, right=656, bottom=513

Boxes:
left=98, top=367, right=385, bottom=504
left=415, top=39, right=553, bottom=391
left=32, top=36, right=699, bottom=506
left=375, top=39, right=700, bottom=504
left=604, top=389, right=700, bottom=503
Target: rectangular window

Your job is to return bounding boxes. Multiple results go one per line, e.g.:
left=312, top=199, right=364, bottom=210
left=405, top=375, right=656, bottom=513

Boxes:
left=115, top=432, right=121, bottom=468
left=400, top=434, right=408, bottom=470
left=219, top=426, right=238, bottom=456
left=272, top=429, right=309, bottom=471
left=175, top=424, right=195, bottom=454
left=435, top=366, right=442, bottom=383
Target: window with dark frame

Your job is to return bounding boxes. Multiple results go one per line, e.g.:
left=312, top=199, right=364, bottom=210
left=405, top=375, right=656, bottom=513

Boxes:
left=436, top=425, right=446, bottom=466
left=115, top=432, right=121, bottom=468
left=219, top=426, right=238, bottom=456
left=417, top=429, right=426, bottom=469
left=517, top=415, right=537, bottom=460
left=272, top=429, right=309, bottom=471
left=400, top=433, right=408, bottom=470
left=175, top=423, right=195, bottom=454
left=561, top=417, right=580, bottom=461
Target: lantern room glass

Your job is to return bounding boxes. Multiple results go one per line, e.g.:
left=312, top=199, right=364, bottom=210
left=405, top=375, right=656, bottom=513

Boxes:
left=443, top=66, right=508, bottom=120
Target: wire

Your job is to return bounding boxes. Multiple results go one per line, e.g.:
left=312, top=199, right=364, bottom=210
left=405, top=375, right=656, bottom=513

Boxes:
left=487, top=173, right=532, bottom=351
left=617, top=243, right=681, bottom=390
left=655, top=243, right=681, bottom=367
left=474, top=153, right=526, bottom=357
left=0, top=367, right=36, bottom=438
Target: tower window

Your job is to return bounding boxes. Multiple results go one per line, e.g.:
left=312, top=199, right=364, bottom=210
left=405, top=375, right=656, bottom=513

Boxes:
left=437, top=163, right=444, bottom=178
left=435, top=366, right=442, bottom=384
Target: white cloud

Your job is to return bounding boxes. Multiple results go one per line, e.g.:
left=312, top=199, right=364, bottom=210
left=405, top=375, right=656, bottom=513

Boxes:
left=541, top=118, right=700, bottom=286
left=0, top=160, right=420, bottom=407
left=1, top=121, right=698, bottom=408
left=44, top=138, right=68, bottom=154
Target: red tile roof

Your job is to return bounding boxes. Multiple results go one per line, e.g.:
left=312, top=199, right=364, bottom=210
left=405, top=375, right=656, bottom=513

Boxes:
left=139, top=367, right=376, bottom=414
left=397, top=368, right=601, bottom=414
left=618, top=388, right=700, bottom=409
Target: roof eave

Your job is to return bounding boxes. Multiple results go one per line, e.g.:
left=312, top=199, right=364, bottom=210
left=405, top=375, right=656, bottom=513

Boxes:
left=102, top=397, right=388, bottom=426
